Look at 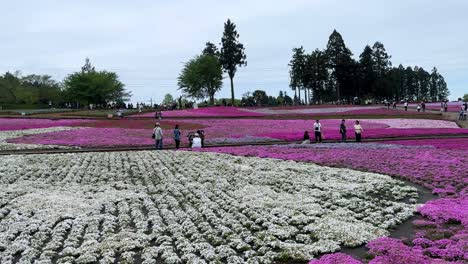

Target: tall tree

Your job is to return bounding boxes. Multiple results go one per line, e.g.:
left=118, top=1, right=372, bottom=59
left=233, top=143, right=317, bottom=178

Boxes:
left=303, top=49, right=328, bottom=103
left=358, top=45, right=375, bottom=98
left=325, top=30, right=353, bottom=101
left=219, top=19, right=247, bottom=105
left=178, top=54, right=223, bottom=105
left=371, top=42, right=392, bottom=99
left=289, top=46, right=306, bottom=104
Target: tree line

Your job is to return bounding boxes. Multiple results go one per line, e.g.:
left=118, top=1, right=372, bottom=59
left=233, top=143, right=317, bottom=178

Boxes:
left=0, top=58, right=130, bottom=108
left=289, top=30, right=449, bottom=104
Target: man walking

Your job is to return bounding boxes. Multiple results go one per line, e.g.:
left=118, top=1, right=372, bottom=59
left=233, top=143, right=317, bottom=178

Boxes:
left=153, top=123, right=163, bottom=150
left=340, top=119, right=347, bottom=142
left=313, top=120, right=322, bottom=143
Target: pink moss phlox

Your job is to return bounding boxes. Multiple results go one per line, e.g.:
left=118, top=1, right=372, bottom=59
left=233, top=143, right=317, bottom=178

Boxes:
left=308, top=253, right=362, bottom=264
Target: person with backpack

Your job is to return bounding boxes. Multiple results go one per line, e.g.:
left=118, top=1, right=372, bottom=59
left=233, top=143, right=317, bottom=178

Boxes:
left=173, top=124, right=181, bottom=149
left=313, top=120, right=322, bottom=143
left=153, top=123, right=163, bottom=150
left=354, top=120, right=364, bottom=142
left=340, top=119, right=347, bottom=142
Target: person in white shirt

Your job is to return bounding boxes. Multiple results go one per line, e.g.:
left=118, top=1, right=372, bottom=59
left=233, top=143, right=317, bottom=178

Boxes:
left=354, top=120, right=364, bottom=142
left=192, top=133, right=202, bottom=148
left=404, top=102, right=408, bottom=111
left=313, top=120, right=322, bottom=143
left=153, top=123, right=163, bottom=149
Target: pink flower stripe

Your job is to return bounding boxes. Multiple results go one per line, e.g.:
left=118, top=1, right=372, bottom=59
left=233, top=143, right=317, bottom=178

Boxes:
left=0, top=118, right=90, bottom=131
left=132, top=107, right=265, bottom=118
left=131, top=106, right=436, bottom=118
left=383, top=138, right=468, bottom=150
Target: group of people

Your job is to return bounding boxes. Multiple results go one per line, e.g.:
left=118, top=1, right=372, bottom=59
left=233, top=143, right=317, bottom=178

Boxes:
left=152, top=123, right=204, bottom=150
left=303, top=119, right=364, bottom=144
left=403, top=101, right=427, bottom=112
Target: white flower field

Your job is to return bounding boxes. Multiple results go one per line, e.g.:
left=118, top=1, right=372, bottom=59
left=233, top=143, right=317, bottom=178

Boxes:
left=0, top=150, right=419, bottom=263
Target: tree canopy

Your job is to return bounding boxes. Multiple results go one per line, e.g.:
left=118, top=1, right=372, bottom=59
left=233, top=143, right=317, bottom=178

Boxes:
left=62, top=58, right=130, bottom=106
left=289, top=30, right=449, bottom=104
left=0, top=71, right=61, bottom=106
left=178, top=54, right=223, bottom=105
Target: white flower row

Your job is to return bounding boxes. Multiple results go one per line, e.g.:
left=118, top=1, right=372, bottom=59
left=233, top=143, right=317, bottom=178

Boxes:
left=0, top=150, right=419, bottom=263
left=0, top=127, right=78, bottom=151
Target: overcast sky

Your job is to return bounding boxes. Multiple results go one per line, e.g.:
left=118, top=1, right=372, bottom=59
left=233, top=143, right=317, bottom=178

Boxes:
left=1, top=0, right=466, bottom=103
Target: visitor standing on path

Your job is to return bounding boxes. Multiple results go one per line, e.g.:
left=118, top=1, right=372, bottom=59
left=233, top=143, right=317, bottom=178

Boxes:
left=444, top=101, right=448, bottom=112
left=153, top=123, right=163, bottom=150
left=354, top=120, right=363, bottom=142
left=340, top=119, right=347, bottom=142
left=422, top=101, right=426, bottom=112
left=197, top=130, right=205, bottom=147
left=313, top=120, right=322, bottom=143
left=417, top=104, right=421, bottom=112
left=173, top=124, right=181, bottom=149
left=404, top=102, right=408, bottom=111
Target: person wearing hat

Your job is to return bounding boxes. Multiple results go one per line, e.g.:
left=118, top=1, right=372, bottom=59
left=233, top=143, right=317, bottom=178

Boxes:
left=153, top=123, right=163, bottom=150
left=192, top=133, right=202, bottom=148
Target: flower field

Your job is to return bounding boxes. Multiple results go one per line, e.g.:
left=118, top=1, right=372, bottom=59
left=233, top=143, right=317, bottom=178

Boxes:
left=0, top=151, right=419, bottom=263
left=3, top=117, right=467, bottom=149
left=132, top=106, right=436, bottom=118
left=199, top=139, right=468, bottom=263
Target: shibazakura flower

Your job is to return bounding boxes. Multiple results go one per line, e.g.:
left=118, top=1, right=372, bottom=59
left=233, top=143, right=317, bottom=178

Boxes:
left=0, top=150, right=418, bottom=263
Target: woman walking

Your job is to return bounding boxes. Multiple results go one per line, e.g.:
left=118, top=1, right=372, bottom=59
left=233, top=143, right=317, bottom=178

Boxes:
left=354, top=120, right=363, bottom=142
left=173, top=124, right=181, bottom=149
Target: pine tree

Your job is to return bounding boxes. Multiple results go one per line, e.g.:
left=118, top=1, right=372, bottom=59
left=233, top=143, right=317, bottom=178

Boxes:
left=289, top=47, right=306, bottom=104
left=325, top=30, right=353, bottom=101
left=219, top=19, right=247, bottom=105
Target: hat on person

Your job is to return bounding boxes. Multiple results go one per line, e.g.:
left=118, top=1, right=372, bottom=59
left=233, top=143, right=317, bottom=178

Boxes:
left=194, top=133, right=199, bottom=137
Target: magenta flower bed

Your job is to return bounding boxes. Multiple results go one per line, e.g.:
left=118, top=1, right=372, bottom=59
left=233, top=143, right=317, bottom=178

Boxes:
left=7, top=118, right=468, bottom=148
left=131, top=105, right=436, bottom=118
left=199, top=141, right=468, bottom=262
left=132, top=106, right=265, bottom=118
left=7, top=128, right=178, bottom=147
left=383, top=138, right=468, bottom=150
left=0, top=118, right=90, bottom=131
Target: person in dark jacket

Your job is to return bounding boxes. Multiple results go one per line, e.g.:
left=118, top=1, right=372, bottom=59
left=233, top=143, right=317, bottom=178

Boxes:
left=173, top=124, right=181, bottom=149
left=340, top=119, right=347, bottom=142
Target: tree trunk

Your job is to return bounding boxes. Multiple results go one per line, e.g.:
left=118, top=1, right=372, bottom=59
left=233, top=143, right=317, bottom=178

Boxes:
left=210, top=95, right=214, bottom=105
left=230, top=76, right=235, bottom=106
left=294, top=89, right=297, bottom=105
left=297, top=87, right=301, bottom=105
left=304, top=88, right=307, bottom=105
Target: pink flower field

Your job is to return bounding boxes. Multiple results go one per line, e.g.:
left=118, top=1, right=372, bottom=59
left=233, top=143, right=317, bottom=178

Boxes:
left=6, top=118, right=467, bottom=148
left=0, top=118, right=90, bottom=131
left=131, top=105, right=438, bottom=118
left=198, top=139, right=468, bottom=263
